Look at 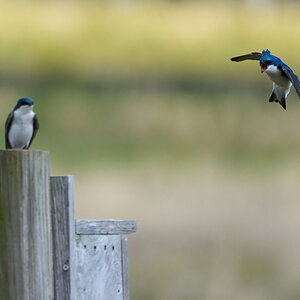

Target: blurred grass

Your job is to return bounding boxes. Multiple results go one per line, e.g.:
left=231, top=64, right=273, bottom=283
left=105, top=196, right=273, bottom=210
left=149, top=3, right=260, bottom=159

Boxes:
left=2, top=85, right=300, bottom=174
left=0, top=2, right=300, bottom=81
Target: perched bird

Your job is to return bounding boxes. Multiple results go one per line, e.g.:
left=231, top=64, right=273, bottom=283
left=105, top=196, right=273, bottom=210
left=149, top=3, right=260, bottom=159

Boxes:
left=231, top=49, right=300, bottom=109
left=5, top=98, right=39, bottom=149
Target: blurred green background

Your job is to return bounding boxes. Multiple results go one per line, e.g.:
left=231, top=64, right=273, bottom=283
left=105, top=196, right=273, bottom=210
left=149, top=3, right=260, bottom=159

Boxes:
left=2, top=1, right=300, bottom=299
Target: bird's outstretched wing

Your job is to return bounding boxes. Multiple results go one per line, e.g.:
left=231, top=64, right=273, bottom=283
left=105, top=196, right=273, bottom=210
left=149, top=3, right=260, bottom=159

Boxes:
left=280, top=64, right=300, bottom=98
left=5, top=112, right=14, bottom=149
left=27, top=114, right=39, bottom=149
left=230, top=52, right=262, bottom=62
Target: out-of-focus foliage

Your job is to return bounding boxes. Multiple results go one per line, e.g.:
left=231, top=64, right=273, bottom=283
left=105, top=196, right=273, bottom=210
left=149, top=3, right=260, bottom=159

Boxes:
left=0, top=2, right=300, bottom=81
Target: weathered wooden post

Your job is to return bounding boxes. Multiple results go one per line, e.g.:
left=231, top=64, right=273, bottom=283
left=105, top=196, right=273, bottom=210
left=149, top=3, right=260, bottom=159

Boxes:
left=0, top=150, right=54, bottom=299
left=50, top=175, right=137, bottom=300
left=0, top=151, right=137, bottom=300
left=50, top=176, right=75, bottom=300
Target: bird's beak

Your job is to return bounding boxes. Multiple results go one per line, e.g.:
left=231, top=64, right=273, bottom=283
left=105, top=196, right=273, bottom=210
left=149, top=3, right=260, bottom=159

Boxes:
left=260, top=62, right=267, bottom=73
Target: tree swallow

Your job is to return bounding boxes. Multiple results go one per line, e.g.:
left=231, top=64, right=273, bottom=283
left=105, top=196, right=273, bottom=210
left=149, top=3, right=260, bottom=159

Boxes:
left=5, top=98, right=39, bottom=149
left=231, top=49, right=300, bottom=110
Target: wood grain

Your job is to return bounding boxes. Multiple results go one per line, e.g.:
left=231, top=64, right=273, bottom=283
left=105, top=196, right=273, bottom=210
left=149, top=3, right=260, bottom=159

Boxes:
left=0, top=150, right=54, bottom=300
left=76, top=220, right=137, bottom=235
left=75, top=235, right=123, bottom=300
left=51, top=175, right=75, bottom=300
left=121, top=235, right=130, bottom=300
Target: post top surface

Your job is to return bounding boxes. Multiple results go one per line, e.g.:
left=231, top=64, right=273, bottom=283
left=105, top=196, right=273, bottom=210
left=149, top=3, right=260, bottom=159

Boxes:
left=76, top=219, right=137, bottom=235
left=0, top=149, right=49, bottom=154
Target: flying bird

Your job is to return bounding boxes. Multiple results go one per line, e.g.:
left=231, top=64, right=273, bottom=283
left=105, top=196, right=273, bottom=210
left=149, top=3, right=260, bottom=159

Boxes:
left=231, top=49, right=300, bottom=110
left=5, top=98, right=39, bottom=149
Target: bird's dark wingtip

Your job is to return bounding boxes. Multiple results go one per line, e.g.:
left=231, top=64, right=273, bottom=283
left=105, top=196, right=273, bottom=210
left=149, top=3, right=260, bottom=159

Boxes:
left=280, top=98, right=286, bottom=110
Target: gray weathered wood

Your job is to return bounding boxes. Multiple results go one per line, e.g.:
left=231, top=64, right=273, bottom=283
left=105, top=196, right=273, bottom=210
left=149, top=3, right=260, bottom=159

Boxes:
left=0, top=150, right=137, bottom=300
left=75, top=235, right=123, bottom=300
left=76, top=219, right=137, bottom=235
left=121, top=235, right=130, bottom=300
left=75, top=220, right=136, bottom=299
left=51, top=176, right=75, bottom=300
left=0, top=150, right=54, bottom=300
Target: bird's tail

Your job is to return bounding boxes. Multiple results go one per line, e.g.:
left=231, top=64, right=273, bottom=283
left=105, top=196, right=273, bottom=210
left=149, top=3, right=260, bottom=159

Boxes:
left=269, top=92, right=286, bottom=110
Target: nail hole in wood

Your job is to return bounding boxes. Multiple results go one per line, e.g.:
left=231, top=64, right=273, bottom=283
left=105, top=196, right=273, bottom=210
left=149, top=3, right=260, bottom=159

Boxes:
left=112, top=245, right=115, bottom=251
left=84, top=245, right=87, bottom=249
left=94, top=246, right=97, bottom=250
left=104, top=245, right=107, bottom=250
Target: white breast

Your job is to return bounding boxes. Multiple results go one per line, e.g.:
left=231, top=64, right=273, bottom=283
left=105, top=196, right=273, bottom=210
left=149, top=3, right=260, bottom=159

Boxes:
left=273, top=82, right=291, bottom=100
left=265, top=65, right=291, bottom=88
left=8, top=107, right=35, bottom=149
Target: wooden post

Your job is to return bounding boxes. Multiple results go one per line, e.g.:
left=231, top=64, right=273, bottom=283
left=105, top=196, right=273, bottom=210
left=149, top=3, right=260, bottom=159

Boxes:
left=50, top=179, right=137, bottom=300
left=50, top=176, right=75, bottom=300
left=0, top=150, right=137, bottom=300
left=0, top=150, right=54, bottom=299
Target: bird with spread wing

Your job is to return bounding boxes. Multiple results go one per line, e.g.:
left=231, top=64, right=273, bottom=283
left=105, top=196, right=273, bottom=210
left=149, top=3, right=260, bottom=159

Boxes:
left=231, top=49, right=300, bottom=110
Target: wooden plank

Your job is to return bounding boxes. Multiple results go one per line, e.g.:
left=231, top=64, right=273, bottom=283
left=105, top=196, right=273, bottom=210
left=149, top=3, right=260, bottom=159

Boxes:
left=75, top=235, right=123, bottom=300
left=0, top=150, right=54, bottom=299
left=121, top=235, right=130, bottom=300
left=76, top=219, right=137, bottom=235
left=50, top=176, right=75, bottom=300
